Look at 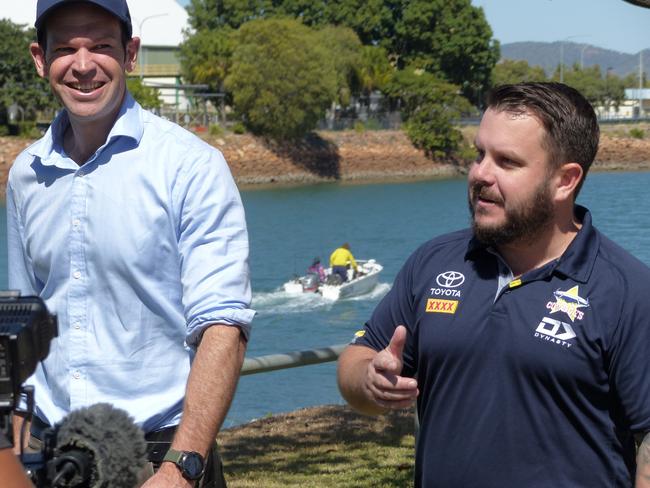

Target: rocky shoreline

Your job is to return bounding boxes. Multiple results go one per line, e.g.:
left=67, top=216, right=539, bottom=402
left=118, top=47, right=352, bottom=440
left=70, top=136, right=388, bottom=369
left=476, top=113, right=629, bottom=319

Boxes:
left=2, top=129, right=650, bottom=194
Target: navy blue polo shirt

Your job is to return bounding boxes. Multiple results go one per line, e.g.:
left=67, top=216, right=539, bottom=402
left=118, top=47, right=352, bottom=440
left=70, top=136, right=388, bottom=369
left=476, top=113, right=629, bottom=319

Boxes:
left=355, top=206, right=650, bottom=487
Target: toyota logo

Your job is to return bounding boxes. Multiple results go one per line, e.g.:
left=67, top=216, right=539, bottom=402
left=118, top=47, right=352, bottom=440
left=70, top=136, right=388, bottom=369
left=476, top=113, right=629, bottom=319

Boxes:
left=436, top=271, right=465, bottom=288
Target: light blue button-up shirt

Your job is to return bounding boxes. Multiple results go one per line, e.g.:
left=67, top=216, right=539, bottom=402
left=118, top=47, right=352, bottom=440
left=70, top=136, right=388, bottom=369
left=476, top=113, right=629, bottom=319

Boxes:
left=7, top=93, right=254, bottom=432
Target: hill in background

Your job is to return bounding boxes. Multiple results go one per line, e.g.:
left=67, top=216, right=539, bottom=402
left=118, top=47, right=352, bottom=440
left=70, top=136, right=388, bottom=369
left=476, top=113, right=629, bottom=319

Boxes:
left=501, top=42, right=649, bottom=78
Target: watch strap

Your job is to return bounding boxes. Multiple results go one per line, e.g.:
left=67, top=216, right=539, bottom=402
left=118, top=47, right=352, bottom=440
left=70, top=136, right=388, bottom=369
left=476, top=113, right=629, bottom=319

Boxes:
left=162, top=448, right=205, bottom=480
left=162, top=448, right=184, bottom=465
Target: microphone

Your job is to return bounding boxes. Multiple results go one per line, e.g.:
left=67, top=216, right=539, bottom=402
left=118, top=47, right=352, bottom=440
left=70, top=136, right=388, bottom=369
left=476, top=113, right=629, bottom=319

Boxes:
left=49, top=403, right=147, bottom=487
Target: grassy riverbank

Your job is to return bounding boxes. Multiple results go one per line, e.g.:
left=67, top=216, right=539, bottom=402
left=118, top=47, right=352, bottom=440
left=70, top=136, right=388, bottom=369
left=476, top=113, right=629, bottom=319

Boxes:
left=218, top=405, right=415, bottom=487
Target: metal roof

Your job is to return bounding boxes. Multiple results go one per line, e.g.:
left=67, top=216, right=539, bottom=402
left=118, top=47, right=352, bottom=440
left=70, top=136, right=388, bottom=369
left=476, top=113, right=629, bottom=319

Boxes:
left=625, top=88, right=650, bottom=99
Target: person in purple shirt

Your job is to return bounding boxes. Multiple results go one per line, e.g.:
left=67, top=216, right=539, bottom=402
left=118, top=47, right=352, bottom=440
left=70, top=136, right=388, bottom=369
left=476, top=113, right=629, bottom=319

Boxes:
left=307, top=257, right=327, bottom=283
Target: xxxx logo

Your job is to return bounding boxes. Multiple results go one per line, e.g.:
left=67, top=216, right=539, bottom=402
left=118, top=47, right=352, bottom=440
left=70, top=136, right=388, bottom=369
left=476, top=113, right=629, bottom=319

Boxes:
left=426, top=299, right=458, bottom=314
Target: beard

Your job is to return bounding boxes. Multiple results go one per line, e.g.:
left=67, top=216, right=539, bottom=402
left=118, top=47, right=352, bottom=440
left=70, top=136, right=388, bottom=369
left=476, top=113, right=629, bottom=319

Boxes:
left=468, top=180, right=554, bottom=247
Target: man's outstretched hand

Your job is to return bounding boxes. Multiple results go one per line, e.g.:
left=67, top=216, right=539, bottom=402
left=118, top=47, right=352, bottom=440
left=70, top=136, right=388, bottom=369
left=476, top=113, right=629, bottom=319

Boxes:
left=364, top=325, right=419, bottom=410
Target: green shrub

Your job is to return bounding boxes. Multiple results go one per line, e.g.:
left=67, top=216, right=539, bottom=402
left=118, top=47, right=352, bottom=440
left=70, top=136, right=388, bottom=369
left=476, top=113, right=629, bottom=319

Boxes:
left=456, top=141, right=479, bottom=163
left=0, top=125, right=9, bottom=137
left=353, top=121, right=365, bottom=133
left=225, top=18, right=337, bottom=141
left=364, top=118, right=383, bottom=131
left=126, top=78, right=162, bottom=110
left=629, top=128, right=645, bottom=139
left=231, top=122, right=246, bottom=135
left=209, top=124, right=224, bottom=136
left=18, top=121, right=41, bottom=139
left=384, top=68, right=472, bottom=159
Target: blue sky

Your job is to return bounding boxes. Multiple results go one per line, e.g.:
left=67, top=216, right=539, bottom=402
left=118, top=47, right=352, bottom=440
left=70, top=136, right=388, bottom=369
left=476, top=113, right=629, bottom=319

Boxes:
left=176, top=0, right=650, bottom=54
left=473, top=0, right=650, bottom=54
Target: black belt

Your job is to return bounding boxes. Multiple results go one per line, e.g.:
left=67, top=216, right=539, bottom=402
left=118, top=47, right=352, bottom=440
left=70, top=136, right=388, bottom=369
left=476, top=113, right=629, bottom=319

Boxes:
left=145, top=426, right=177, bottom=464
left=29, top=415, right=51, bottom=440
left=31, top=415, right=175, bottom=464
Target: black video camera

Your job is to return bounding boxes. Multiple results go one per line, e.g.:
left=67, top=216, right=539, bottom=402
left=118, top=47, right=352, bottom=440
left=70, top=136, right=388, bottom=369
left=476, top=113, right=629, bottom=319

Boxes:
left=0, top=292, right=147, bottom=487
left=0, top=291, right=57, bottom=441
left=0, top=291, right=63, bottom=485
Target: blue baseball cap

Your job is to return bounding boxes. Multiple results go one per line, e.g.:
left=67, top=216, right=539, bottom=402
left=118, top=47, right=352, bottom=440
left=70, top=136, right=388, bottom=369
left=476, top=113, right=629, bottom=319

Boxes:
left=35, top=0, right=133, bottom=38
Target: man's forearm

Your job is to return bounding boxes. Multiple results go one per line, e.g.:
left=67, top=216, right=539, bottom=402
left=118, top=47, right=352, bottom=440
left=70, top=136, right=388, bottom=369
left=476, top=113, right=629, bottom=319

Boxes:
left=12, top=413, right=30, bottom=455
left=637, top=432, right=650, bottom=487
left=337, top=345, right=388, bottom=416
left=171, top=324, right=246, bottom=455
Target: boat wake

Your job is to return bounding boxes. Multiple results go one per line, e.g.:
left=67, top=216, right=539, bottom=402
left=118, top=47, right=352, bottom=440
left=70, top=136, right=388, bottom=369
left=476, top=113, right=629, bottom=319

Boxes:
left=346, top=282, right=391, bottom=301
left=252, top=282, right=391, bottom=315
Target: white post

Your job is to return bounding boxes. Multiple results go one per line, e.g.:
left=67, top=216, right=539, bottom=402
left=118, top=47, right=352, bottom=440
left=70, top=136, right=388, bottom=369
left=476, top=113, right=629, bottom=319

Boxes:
left=640, top=51, right=644, bottom=119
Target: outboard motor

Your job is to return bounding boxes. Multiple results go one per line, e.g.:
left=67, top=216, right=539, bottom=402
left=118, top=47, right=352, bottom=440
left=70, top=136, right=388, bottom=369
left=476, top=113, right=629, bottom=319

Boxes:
left=325, top=273, right=343, bottom=286
left=302, top=273, right=320, bottom=292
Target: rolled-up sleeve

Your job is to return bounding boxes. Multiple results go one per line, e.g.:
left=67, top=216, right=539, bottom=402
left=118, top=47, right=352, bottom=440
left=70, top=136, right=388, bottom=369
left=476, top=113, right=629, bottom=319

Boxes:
left=174, top=148, right=255, bottom=346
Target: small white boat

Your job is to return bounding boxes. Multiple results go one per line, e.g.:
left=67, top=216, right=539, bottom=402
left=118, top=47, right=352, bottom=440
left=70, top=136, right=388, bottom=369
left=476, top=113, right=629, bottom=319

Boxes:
left=283, top=259, right=383, bottom=300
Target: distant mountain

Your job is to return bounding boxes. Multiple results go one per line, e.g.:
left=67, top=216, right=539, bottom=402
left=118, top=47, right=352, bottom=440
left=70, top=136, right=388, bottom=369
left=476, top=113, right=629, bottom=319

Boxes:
left=501, top=42, right=649, bottom=79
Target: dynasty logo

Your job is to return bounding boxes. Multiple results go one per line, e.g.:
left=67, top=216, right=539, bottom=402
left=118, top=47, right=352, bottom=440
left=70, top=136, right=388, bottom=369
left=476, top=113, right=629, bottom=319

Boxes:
left=536, top=285, right=589, bottom=349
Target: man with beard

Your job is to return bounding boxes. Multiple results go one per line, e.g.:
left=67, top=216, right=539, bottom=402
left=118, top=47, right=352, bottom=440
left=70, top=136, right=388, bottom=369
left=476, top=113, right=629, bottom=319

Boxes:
left=337, top=82, right=650, bottom=487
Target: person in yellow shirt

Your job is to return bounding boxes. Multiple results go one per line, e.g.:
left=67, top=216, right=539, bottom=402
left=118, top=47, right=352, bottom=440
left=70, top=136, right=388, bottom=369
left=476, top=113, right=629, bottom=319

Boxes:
left=329, top=243, right=358, bottom=282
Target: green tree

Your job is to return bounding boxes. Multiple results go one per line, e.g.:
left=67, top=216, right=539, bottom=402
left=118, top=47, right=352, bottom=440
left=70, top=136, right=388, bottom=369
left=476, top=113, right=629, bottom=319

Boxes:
left=623, top=71, right=648, bottom=88
left=358, top=45, right=394, bottom=97
left=492, top=60, right=547, bottom=86
left=316, top=25, right=362, bottom=107
left=179, top=27, right=234, bottom=92
left=384, top=68, right=472, bottom=159
left=279, top=0, right=394, bottom=46
left=553, top=64, right=626, bottom=111
left=185, top=0, right=499, bottom=107
left=390, top=0, right=499, bottom=105
left=126, top=78, right=162, bottom=110
left=225, top=18, right=337, bottom=140
left=186, top=0, right=273, bottom=30
left=0, top=19, right=56, bottom=123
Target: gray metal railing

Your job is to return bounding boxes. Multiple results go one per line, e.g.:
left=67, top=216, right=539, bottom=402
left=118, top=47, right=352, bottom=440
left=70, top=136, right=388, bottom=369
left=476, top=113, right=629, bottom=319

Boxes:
left=240, top=343, right=421, bottom=439
left=241, top=344, right=347, bottom=376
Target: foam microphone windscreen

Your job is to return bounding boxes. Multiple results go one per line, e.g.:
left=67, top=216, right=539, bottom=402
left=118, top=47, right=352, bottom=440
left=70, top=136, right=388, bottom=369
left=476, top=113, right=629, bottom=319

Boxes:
left=53, top=403, right=147, bottom=487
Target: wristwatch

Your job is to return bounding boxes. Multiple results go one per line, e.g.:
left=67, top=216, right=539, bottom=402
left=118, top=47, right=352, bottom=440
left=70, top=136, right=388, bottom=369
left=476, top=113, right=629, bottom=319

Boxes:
left=162, top=448, right=205, bottom=480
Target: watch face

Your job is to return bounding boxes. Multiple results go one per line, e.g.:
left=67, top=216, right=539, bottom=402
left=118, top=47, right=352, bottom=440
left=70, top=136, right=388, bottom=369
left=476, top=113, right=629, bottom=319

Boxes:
left=180, top=452, right=205, bottom=480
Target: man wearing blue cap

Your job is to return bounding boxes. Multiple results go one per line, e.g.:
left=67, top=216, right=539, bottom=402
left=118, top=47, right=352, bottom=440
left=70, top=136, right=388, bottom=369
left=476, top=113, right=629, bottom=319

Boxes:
left=7, top=1, right=254, bottom=486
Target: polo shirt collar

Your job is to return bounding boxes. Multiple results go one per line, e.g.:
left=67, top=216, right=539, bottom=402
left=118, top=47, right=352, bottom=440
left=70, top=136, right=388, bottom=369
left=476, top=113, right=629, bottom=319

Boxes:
left=553, top=205, right=598, bottom=283
left=27, top=91, right=144, bottom=166
left=465, top=205, right=599, bottom=284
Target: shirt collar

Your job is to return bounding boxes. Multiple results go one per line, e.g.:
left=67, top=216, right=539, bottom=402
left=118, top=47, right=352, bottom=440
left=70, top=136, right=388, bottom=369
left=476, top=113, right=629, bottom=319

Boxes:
left=27, top=91, right=144, bottom=166
left=465, top=205, right=599, bottom=284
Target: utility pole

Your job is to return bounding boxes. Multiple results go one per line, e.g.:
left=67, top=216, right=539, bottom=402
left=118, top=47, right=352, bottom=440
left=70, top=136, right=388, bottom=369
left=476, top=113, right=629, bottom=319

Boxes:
left=640, top=50, right=644, bottom=119
left=559, top=36, right=587, bottom=82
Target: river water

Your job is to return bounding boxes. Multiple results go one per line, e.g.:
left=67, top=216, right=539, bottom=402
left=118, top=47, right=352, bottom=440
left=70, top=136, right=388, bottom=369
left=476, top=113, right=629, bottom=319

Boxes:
left=2, top=171, right=650, bottom=427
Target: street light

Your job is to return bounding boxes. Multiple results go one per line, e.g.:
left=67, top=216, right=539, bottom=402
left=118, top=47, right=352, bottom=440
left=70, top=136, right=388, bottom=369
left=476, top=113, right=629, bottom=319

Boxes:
left=134, top=13, right=169, bottom=79
left=580, top=43, right=590, bottom=69
left=559, top=35, right=588, bottom=82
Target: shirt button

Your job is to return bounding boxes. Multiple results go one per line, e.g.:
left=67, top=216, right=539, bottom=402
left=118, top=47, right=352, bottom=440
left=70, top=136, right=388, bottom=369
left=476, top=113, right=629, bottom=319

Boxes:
left=73, top=271, right=81, bottom=279
left=73, top=322, right=81, bottom=330
left=72, top=219, right=81, bottom=228
left=73, top=371, right=81, bottom=379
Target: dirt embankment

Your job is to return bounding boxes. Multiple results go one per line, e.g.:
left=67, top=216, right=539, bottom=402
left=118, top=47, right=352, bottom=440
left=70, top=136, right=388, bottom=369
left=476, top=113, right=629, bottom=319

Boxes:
left=2, top=129, right=650, bottom=193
